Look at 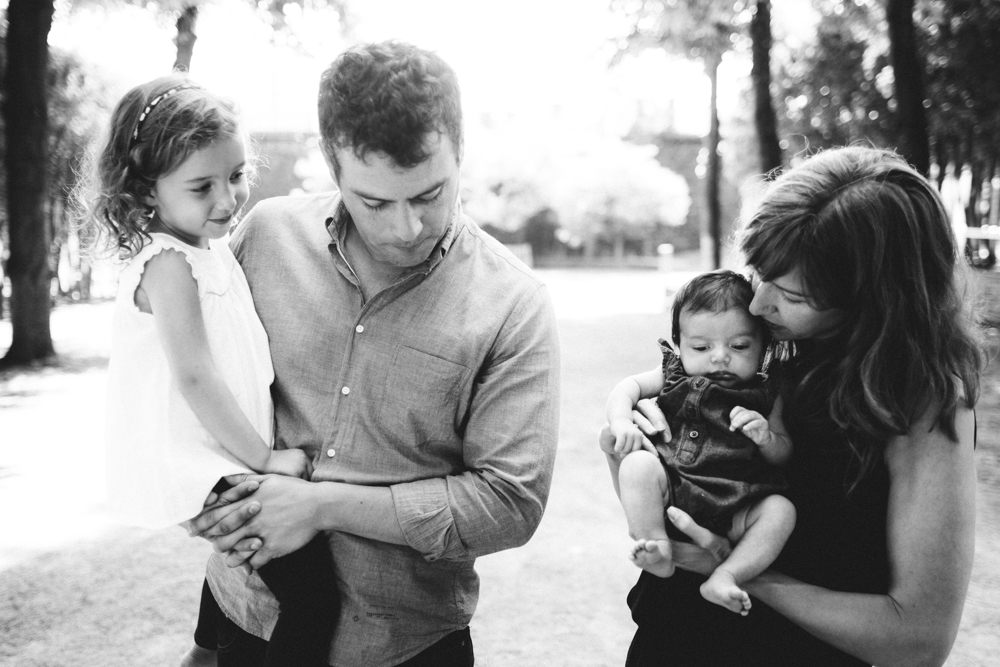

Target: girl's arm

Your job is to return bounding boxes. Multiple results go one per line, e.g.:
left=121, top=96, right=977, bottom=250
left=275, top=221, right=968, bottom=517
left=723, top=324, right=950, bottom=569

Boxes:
left=743, top=397, right=976, bottom=667
left=140, top=249, right=310, bottom=479
left=605, top=367, right=668, bottom=455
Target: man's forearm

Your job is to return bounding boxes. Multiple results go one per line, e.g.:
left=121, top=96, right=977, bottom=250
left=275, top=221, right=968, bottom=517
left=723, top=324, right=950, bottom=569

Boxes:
left=312, top=481, right=408, bottom=545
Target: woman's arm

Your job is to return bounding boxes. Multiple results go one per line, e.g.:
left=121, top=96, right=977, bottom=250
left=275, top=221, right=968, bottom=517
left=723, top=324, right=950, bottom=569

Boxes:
left=141, top=249, right=309, bottom=478
left=745, top=400, right=976, bottom=667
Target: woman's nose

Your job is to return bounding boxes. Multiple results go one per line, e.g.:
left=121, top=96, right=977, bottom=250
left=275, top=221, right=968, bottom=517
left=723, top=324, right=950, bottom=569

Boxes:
left=749, top=284, right=771, bottom=315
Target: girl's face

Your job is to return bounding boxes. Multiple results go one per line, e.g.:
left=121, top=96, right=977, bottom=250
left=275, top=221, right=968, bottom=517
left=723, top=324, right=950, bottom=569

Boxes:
left=145, top=135, right=248, bottom=248
left=677, top=307, right=764, bottom=387
left=748, top=267, right=845, bottom=341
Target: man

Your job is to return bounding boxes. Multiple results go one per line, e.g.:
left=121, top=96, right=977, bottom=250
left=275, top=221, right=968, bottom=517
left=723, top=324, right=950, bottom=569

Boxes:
left=189, top=41, right=561, bottom=666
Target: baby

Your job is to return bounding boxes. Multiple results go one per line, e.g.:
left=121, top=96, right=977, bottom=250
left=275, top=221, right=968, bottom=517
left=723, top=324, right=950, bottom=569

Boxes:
left=600, top=270, right=796, bottom=615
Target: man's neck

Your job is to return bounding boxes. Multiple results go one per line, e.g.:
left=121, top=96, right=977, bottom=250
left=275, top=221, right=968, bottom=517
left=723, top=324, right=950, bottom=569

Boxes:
left=342, top=224, right=409, bottom=300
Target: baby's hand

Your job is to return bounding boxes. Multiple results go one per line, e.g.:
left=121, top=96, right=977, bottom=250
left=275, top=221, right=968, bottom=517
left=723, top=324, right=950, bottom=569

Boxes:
left=607, top=418, right=657, bottom=456
left=263, top=448, right=313, bottom=479
left=729, top=406, right=772, bottom=447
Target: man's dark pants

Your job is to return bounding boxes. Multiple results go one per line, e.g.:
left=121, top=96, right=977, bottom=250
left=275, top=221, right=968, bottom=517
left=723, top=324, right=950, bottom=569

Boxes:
left=207, top=602, right=474, bottom=667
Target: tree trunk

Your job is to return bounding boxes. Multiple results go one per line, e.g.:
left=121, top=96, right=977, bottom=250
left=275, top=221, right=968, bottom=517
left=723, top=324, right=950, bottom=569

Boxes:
left=887, top=0, right=930, bottom=175
left=750, top=0, right=782, bottom=175
left=706, top=53, right=722, bottom=269
left=2, top=0, right=56, bottom=367
left=173, top=5, right=199, bottom=73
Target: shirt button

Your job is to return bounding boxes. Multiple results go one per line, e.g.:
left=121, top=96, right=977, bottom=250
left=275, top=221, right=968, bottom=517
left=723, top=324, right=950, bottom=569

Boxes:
left=341, top=386, right=350, bottom=395
left=689, top=430, right=699, bottom=439
left=356, top=324, right=364, bottom=333
left=327, top=448, right=336, bottom=458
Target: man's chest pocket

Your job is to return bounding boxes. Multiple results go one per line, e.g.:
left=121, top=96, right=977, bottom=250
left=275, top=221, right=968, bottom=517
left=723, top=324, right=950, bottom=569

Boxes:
left=378, top=346, right=471, bottom=445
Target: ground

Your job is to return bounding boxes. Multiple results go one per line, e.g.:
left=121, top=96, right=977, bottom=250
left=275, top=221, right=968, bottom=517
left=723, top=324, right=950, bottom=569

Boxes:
left=1, top=268, right=998, bottom=666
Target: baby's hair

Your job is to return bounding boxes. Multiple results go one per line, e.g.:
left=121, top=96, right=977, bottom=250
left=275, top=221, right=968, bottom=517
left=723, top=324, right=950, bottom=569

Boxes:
left=76, top=74, right=252, bottom=258
left=670, top=270, right=771, bottom=352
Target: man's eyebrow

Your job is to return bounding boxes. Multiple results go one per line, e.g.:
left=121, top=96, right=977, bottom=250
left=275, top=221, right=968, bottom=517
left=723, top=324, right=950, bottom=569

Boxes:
left=353, top=180, right=446, bottom=202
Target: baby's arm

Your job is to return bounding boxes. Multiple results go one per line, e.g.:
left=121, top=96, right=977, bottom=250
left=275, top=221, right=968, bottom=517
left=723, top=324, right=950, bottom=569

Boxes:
left=605, top=367, right=669, bottom=456
left=729, top=395, right=792, bottom=465
left=139, top=249, right=311, bottom=479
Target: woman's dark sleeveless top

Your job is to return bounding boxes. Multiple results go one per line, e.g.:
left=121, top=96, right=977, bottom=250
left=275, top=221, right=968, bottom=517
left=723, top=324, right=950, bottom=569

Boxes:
left=625, top=363, right=891, bottom=667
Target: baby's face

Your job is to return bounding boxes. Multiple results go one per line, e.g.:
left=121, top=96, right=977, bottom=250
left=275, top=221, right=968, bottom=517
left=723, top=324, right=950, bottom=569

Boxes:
left=677, top=307, right=764, bottom=387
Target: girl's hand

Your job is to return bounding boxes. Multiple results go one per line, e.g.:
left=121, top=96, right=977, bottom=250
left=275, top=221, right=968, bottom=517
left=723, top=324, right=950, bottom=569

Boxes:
left=729, top=406, right=772, bottom=447
left=666, top=506, right=732, bottom=576
left=263, top=448, right=313, bottom=479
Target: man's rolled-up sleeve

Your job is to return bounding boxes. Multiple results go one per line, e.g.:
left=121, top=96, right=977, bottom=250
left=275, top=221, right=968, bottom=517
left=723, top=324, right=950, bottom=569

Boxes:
left=390, top=283, right=561, bottom=561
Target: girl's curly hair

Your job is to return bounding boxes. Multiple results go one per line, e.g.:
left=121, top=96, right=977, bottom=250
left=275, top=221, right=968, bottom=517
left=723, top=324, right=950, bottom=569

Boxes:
left=75, top=74, right=255, bottom=258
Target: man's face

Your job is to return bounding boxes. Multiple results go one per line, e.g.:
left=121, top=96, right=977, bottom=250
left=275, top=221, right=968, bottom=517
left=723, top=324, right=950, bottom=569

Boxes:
left=331, top=133, right=461, bottom=269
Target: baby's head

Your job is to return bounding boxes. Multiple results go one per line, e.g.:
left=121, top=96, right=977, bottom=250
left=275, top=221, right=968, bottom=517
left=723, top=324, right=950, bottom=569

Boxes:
left=670, top=270, right=771, bottom=387
left=78, top=74, right=251, bottom=257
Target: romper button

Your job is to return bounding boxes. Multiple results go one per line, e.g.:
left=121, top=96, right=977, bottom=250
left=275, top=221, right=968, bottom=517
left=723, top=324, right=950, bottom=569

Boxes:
left=342, top=386, right=350, bottom=395
left=327, top=449, right=336, bottom=458
left=356, top=325, right=364, bottom=333
left=689, top=430, right=699, bottom=439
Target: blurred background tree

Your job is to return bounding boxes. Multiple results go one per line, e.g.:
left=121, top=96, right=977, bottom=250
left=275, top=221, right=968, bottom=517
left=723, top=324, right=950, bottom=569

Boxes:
left=3, top=0, right=1000, bottom=365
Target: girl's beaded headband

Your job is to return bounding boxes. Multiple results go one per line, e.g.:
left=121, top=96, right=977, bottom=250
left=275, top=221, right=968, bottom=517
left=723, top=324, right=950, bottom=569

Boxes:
left=129, top=83, right=200, bottom=148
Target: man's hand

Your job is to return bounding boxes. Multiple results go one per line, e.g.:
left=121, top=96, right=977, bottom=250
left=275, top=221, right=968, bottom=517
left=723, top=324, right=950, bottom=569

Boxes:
left=201, top=474, right=323, bottom=570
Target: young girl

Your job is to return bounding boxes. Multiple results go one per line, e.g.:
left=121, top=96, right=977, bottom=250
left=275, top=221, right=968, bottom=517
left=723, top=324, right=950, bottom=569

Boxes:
left=600, top=270, right=795, bottom=615
left=81, top=75, right=337, bottom=667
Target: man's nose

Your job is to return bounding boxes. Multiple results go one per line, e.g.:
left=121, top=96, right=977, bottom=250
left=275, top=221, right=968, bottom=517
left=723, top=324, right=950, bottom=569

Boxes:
left=390, top=203, right=422, bottom=242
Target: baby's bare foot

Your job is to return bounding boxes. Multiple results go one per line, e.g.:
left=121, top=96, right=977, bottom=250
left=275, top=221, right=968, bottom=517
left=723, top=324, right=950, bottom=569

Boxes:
left=629, top=538, right=674, bottom=577
left=700, top=569, right=752, bottom=615
left=179, top=644, right=217, bottom=667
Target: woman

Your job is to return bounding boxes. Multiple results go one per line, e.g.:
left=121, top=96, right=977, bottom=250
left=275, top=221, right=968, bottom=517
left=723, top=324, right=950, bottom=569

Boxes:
left=604, top=146, right=983, bottom=667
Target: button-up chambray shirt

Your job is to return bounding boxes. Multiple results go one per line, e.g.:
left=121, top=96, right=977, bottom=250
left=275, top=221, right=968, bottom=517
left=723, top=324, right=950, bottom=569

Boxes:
left=205, top=191, right=560, bottom=666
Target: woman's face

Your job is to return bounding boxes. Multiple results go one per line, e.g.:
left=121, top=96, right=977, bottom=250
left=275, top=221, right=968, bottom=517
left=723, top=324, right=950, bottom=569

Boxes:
left=748, top=267, right=845, bottom=341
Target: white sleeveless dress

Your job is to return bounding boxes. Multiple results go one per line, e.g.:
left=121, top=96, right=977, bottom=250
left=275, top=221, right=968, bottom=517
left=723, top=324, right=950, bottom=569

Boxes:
left=105, top=232, right=274, bottom=529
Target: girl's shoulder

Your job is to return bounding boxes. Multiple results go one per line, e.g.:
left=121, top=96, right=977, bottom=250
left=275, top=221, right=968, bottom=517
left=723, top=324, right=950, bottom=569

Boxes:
left=122, top=233, right=232, bottom=297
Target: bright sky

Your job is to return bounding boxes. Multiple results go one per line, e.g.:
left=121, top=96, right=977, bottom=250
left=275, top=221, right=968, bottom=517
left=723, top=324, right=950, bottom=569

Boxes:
left=49, top=0, right=818, bottom=137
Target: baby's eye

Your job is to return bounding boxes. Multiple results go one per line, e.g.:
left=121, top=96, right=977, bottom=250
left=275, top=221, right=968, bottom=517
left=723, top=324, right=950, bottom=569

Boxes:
left=732, top=343, right=749, bottom=351
left=692, top=345, right=709, bottom=352
left=230, top=170, right=245, bottom=183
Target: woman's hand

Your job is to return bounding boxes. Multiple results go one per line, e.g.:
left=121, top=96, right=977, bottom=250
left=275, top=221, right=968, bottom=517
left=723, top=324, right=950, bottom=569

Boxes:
left=666, top=506, right=732, bottom=576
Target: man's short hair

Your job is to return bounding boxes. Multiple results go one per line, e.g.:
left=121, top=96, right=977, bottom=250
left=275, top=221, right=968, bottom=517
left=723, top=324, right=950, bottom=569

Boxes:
left=318, top=41, right=463, bottom=177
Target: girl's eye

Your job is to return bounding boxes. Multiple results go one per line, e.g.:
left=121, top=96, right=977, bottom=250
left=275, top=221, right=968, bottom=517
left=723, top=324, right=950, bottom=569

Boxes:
left=193, top=183, right=211, bottom=194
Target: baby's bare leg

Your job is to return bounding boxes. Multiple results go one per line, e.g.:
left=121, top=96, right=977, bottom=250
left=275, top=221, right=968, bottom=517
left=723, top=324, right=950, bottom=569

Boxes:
left=618, top=450, right=675, bottom=577
left=700, top=494, right=796, bottom=615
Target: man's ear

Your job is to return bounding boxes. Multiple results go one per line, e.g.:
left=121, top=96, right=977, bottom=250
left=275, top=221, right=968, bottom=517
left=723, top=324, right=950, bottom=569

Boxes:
left=319, top=141, right=340, bottom=188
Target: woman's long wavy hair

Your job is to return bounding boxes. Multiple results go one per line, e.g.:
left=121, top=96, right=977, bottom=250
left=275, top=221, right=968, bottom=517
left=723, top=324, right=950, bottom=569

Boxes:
left=75, top=74, right=253, bottom=258
left=737, top=146, right=984, bottom=487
